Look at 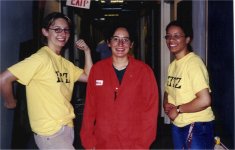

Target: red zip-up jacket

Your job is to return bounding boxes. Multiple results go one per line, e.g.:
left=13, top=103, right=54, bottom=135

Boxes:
left=80, top=56, right=159, bottom=149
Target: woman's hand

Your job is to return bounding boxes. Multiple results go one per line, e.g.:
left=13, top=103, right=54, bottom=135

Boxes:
left=167, top=106, right=179, bottom=121
left=4, top=98, right=17, bottom=109
left=75, top=39, right=90, bottom=52
left=163, top=102, right=174, bottom=115
left=164, top=102, right=179, bottom=121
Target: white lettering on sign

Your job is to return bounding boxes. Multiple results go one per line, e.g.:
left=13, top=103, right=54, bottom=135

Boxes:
left=66, top=0, right=91, bottom=9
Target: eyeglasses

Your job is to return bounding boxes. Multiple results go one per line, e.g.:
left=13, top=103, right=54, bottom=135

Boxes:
left=111, top=36, right=131, bottom=45
left=164, top=34, right=185, bottom=40
left=49, top=28, right=70, bottom=34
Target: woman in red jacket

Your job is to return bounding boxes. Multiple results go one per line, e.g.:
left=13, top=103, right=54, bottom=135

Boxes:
left=80, top=24, right=159, bottom=149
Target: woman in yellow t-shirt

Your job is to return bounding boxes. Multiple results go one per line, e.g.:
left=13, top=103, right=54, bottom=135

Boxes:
left=163, top=20, right=215, bottom=149
left=0, top=12, right=93, bottom=149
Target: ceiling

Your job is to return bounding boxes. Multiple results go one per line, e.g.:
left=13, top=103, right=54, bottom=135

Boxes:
left=78, top=0, right=159, bottom=22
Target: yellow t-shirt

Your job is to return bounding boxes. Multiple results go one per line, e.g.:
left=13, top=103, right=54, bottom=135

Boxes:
left=8, top=46, right=84, bottom=135
left=165, top=52, right=215, bottom=127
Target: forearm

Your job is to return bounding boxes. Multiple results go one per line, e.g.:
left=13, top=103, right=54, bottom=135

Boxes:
left=177, top=88, right=211, bottom=113
left=0, top=71, right=17, bottom=108
left=1, top=82, right=15, bottom=101
left=83, top=50, right=93, bottom=76
left=75, top=39, right=93, bottom=77
left=178, top=98, right=210, bottom=113
left=163, top=92, right=168, bottom=104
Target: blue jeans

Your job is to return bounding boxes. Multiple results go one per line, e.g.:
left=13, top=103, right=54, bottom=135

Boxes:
left=172, top=121, right=214, bottom=149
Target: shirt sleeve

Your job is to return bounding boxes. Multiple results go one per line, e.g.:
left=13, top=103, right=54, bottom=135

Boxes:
left=8, top=53, right=44, bottom=85
left=134, top=66, right=159, bottom=148
left=73, top=65, right=84, bottom=82
left=80, top=67, right=97, bottom=148
left=187, top=58, right=210, bottom=94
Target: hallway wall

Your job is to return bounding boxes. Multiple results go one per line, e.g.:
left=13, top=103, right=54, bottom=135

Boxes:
left=0, top=1, right=33, bottom=149
left=208, top=1, right=234, bottom=149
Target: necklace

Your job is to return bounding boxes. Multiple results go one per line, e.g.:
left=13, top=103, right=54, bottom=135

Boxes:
left=112, top=61, right=129, bottom=71
left=113, top=64, right=128, bottom=70
left=112, top=57, right=129, bottom=70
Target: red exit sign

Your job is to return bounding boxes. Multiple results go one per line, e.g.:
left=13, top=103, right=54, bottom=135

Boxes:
left=66, top=0, right=91, bottom=9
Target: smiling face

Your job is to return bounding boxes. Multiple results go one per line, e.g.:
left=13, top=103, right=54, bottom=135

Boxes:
left=108, top=27, right=133, bottom=58
left=42, top=18, right=70, bottom=54
left=165, top=25, right=190, bottom=59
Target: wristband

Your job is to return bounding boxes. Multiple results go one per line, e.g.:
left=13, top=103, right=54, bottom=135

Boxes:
left=176, top=105, right=181, bottom=113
